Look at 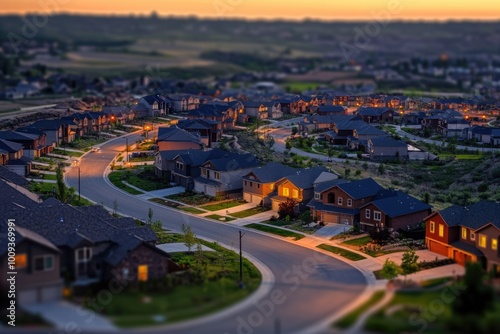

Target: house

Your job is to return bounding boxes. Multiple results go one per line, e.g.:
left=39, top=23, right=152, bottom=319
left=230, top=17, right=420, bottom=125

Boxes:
left=0, top=221, right=64, bottom=305
left=157, top=126, right=203, bottom=151
left=425, top=201, right=500, bottom=272
left=366, top=136, right=408, bottom=160
left=0, top=139, right=31, bottom=176
left=17, top=119, right=76, bottom=146
left=441, top=118, right=470, bottom=138
left=359, top=190, right=431, bottom=232
left=0, top=188, right=181, bottom=289
left=168, top=94, right=200, bottom=112
left=138, top=94, right=170, bottom=116
left=356, top=107, right=394, bottom=123
left=242, top=162, right=297, bottom=206
left=101, top=106, right=135, bottom=124
left=263, top=101, right=283, bottom=119
left=243, top=101, right=269, bottom=120
left=194, top=152, right=260, bottom=197
left=308, top=178, right=383, bottom=227
left=465, top=126, right=500, bottom=145
left=323, top=119, right=385, bottom=146
left=0, top=130, right=49, bottom=158
left=299, top=114, right=359, bottom=134
left=155, top=148, right=229, bottom=189
left=270, top=167, right=337, bottom=212
left=177, top=118, right=220, bottom=148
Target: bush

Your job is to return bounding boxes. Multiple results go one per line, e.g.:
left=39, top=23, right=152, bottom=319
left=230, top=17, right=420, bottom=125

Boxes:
left=278, top=198, right=298, bottom=219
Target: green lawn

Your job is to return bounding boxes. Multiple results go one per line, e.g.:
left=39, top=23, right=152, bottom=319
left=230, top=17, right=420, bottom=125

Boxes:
left=341, top=236, right=372, bottom=247
left=420, top=277, right=452, bottom=288
left=245, top=223, right=305, bottom=240
left=438, top=154, right=484, bottom=160
left=316, top=244, right=367, bottom=261
left=52, top=149, right=84, bottom=157
left=83, top=241, right=261, bottom=328
left=148, top=198, right=205, bottom=214
left=333, top=291, right=386, bottom=329
left=206, top=214, right=236, bottom=222
left=108, top=172, right=143, bottom=195
left=42, top=174, right=57, bottom=181
left=179, top=206, right=206, bottom=214
left=166, top=192, right=214, bottom=206
left=200, top=200, right=246, bottom=211
left=229, top=207, right=269, bottom=218
left=284, top=81, right=324, bottom=92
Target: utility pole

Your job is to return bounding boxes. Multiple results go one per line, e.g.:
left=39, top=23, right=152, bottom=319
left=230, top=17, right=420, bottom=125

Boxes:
left=78, top=165, right=81, bottom=202
left=125, top=137, right=129, bottom=164
left=239, top=230, right=245, bottom=287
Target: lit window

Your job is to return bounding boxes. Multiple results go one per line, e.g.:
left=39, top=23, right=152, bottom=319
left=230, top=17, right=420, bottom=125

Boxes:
left=374, top=211, right=381, bottom=221
left=338, top=197, right=343, bottom=205
left=438, top=225, right=444, bottom=237
left=270, top=184, right=274, bottom=190
left=292, top=189, right=299, bottom=198
left=138, top=265, right=148, bottom=282
left=34, top=255, right=54, bottom=271
left=15, top=254, right=27, bottom=269
left=214, top=172, right=220, bottom=180
left=347, top=199, right=352, bottom=207
left=461, top=227, right=467, bottom=239
left=202, top=169, right=207, bottom=176
left=471, top=233, right=476, bottom=241
left=283, top=188, right=289, bottom=196
left=479, top=235, right=487, bottom=248
left=430, top=221, right=435, bottom=233
left=492, top=239, right=498, bottom=251
left=365, top=210, right=371, bottom=219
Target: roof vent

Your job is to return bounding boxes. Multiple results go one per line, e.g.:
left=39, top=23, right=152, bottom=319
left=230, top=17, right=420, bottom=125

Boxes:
left=59, top=217, right=64, bottom=223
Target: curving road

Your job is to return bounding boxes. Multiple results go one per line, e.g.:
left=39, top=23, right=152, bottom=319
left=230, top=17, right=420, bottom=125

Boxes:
left=64, top=133, right=367, bottom=334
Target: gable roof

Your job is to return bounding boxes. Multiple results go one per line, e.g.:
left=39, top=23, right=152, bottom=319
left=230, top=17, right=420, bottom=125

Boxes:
left=157, top=126, right=202, bottom=144
left=204, top=153, right=260, bottom=171
left=335, top=178, right=384, bottom=199
left=313, top=178, right=348, bottom=193
left=367, top=190, right=431, bottom=218
left=436, top=201, right=500, bottom=230
left=243, top=162, right=297, bottom=183
left=0, top=222, right=59, bottom=256
left=357, top=107, right=393, bottom=116
left=369, top=136, right=407, bottom=148
left=281, top=167, right=329, bottom=189
left=0, top=165, right=28, bottom=186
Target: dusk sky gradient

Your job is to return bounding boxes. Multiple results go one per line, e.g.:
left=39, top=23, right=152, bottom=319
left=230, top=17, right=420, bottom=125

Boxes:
left=2, top=0, right=500, bottom=21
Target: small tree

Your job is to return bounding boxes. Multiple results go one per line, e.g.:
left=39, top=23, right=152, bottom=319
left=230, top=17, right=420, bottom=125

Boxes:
left=147, top=207, right=154, bottom=224
left=278, top=198, right=298, bottom=219
left=378, top=163, right=385, bottom=175
left=381, top=259, right=399, bottom=280
left=291, top=126, right=298, bottom=136
left=55, top=163, right=67, bottom=203
left=181, top=224, right=196, bottom=253
left=112, top=199, right=119, bottom=217
left=344, top=168, right=351, bottom=179
left=400, top=249, right=420, bottom=278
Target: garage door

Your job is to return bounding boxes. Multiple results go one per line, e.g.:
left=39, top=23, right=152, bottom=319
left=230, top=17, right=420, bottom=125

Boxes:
left=272, top=200, right=280, bottom=211
left=428, top=240, right=449, bottom=257
left=243, top=193, right=251, bottom=202
left=322, top=213, right=339, bottom=224
left=18, top=286, right=62, bottom=305
left=243, top=193, right=262, bottom=205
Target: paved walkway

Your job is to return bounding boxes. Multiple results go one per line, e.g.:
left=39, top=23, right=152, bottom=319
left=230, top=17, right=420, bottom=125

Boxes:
left=23, top=301, right=117, bottom=331
left=157, top=242, right=215, bottom=253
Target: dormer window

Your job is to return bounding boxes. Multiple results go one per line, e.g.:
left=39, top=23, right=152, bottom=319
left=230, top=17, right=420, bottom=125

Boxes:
left=314, top=192, right=321, bottom=200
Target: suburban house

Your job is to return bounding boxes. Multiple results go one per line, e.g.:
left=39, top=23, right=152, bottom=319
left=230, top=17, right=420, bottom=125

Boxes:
left=299, top=114, right=359, bottom=134
left=356, top=107, right=394, bottom=123
left=308, top=178, right=383, bottom=227
left=242, top=162, right=297, bottom=205
left=465, top=126, right=500, bottom=145
left=61, top=112, right=109, bottom=137
left=187, top=103, right=237, bottom=133
left=425, top=201, right=500, bottom=272
left=0, top=130, right=49, bottom=158
left=242, top=101, right=269, bottom=119
left=263, top=101, right=283, bottom=119
left=358, top=190, right=432, bottom=232
left=270, top=167, right=338, bottom=212
left=168, top=94, right=200, bottom=112
left=0, top=182, right=182, bottom=296
left=155, top=148, right=229, bottom=189
left=101, top=106, right=135, bottom=124
left=157, top=126, right=203, bottom=151
left=138, top=94, right=171, bottom=116
left=323, top=119, right=385, bottom=146
left=366, top=136, right=408, bottom=160
left=0, top=221, right=63, bottom=305
left=17, top=119, right=76, bottom=147
left=0, top=139, right=31, bottom=176
left=177, top=118, right=220, bottom=147
left=315, top=105, right=346, bottom=116
left=193, top=152, right=260, bottom=197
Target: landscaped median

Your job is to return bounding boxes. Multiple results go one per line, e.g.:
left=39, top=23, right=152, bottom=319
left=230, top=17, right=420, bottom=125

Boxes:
left=316, top=244, right=367, bottom=261
left=245, top=223, right=305, bottom=240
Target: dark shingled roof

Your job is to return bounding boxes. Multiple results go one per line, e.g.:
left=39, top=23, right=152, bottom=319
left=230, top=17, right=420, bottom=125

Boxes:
left=369, top=136, right=407, bottom=148
left=282, top=167, right=328, bottom=189
left=336, top=178, right=384, bottom=199
left=449, top=241, right=485, bottom=256
left=0, top=179, right=38, bottom=217
left=438, top=201, right=500, bottom=230
left=313, top=179, right=349, bottom=193
left=357, top=107, right=393, bottom=116
left=204, top=153, right=260, bottom=171
left=0, top=221, right=59, bottom=256
left=306, top=199, right=360, bottom=216
left=157, top=126, right=202, bottom=144
left=0, top=165, right=29, bottom=186
left=243, top=162, right=297, bottom=183
left=368, top=190, right=431, bottom=218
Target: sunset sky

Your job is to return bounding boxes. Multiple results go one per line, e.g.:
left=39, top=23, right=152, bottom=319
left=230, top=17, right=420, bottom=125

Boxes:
left=2, top=0, right=500, bottom=21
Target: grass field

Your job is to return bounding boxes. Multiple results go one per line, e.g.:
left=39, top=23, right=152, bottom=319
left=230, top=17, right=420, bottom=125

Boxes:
left=316, top=244, right=367, bottom=261
left=245, top=223, right=305, bottom=240
left=52, top=149, right=84, bottom=157
left=229, top=207, right=269, bottom=218
left=341, top=236, right=372, bottom=247
left=108, top=172, right=143, bottom=195
left=206, top=214, right=236, bottom=222
left=200, top=200, right=246, bottom=211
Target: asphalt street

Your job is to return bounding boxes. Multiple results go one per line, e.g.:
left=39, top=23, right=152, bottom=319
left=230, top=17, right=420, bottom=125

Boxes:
left=62, top=133, right=367, bottom=334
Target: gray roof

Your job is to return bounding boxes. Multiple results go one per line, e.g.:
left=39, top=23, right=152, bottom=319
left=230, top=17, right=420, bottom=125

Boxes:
left=437, top=201, right=500, bottom=230
left=357, top=107, right=393, bottom=116
left=306, top=199, right=360, bottom=216
left=336, top=178, right=384, bottom=199
left=314, top=179, right=348, bottom=193
left=243, top=162, right=297, bottom=183
left=367, top=190, right=431, bottom=218
left=0, top=139, right=24, bottom=153
left=0, top=222, right=59, bottom=256
left=204, top=153, right=260, bottom=171
left=157, top=126, right=202, bottom=144
left=0, top=179, right=38, bottom=217
left=0, top=165, right=29, bottom=186
left=282, top=167, right=328, bottom=189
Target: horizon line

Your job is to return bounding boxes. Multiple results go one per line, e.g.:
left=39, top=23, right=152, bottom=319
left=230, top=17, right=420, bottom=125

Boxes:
left=0, top=11, right=499, bottom=23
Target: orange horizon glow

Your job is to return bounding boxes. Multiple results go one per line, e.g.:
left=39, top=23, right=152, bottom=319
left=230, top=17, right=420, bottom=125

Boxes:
left=1, top=0, right=500, bottom=21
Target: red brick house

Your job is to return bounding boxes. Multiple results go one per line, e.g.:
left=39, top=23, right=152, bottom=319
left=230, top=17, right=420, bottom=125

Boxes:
left=425, top=201, right=500, bottom=272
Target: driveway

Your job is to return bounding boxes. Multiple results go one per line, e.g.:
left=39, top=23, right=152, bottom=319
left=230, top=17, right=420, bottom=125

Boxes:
left=23, top=301, right=117, bottom=331
left=313, top=224, right=351, bottom=239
